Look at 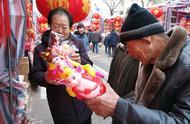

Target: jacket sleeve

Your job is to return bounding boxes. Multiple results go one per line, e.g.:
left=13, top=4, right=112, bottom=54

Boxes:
left=114, top=84, right=190, bottom=124
left=31, top=45, right=57, bottom=89
left=78, top=39, right=93, bottom=65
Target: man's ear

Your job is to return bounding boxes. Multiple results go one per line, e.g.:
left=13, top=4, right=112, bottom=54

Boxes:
left=141, top=36, right=151, bottom=44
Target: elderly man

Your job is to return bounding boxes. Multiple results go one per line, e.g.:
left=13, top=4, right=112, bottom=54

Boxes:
left=85, top=3, right=190, bottom=124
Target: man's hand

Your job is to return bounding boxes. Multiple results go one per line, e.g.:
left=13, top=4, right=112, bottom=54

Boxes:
left=85, top=83, right=120, bottom=117
left=70, top=52, right=81, bottom=63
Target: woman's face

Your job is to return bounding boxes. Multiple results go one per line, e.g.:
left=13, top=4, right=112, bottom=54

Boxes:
left=78, top=27, right=85, bottom=34
left=50, top=14, right=70, bottom=38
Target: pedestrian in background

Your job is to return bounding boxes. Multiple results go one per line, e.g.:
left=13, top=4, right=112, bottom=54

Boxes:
left=32, top=8, right=93, bottom=124
left=85, top=3, right=190, bottom=124
left=74, top=23, right=90, bottom=51
left=103, top=31, right=110, bottom=54
left=87, top=29, right=93, bottom=44
left=108, top=24, right=119, bottom=57
left=91, top=28, right=102, bottom=54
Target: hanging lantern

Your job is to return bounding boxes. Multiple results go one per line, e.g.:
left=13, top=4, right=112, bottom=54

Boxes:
left=114, top=16, right=122, bottom=23
left=93, top=18, right=100, bottom=25
left=115, top=26, right=120, bottom=31
left=93, top=13, right=100, bottom=19
left=92, top=23, right=99, bottom=29
left=150, top=7, right=163, bottom=18
left=36, top=0, right=91, bottom=23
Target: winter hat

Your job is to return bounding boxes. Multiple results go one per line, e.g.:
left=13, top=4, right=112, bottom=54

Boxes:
left=120, top=3, right=164, bottom=43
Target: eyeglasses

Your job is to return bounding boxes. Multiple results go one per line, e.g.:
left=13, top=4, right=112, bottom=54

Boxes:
left=51, top=23, right=68, bottom=32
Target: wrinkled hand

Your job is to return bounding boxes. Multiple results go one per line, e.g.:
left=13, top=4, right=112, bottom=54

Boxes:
left=85, top=83, right=120, bottom=118
left=70, top=52, right=81, bottom=64
left=44, top=71, right=61, bottom=85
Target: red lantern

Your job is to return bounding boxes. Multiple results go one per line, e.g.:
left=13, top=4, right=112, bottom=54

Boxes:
left=114, top=16, right=122, bottom=22
left=36, top=0, right=91, bottom=23
left=93, top=18, right=100, bottom=25
left=92, top=23, right=99, bottom=29
left=93, top=13, right=100, bottom=19
left=115, top=26, right=120, bottom=31
left=150, top=7, right=163, bottom=18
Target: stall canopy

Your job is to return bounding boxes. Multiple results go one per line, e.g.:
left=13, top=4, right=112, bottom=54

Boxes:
left=0, top=0, right=26, bottom=123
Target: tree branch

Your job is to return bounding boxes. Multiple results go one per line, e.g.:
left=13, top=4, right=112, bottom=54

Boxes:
left=113, top=0, right=123, bottom=10
left=103, top=0, right=112, bottom=10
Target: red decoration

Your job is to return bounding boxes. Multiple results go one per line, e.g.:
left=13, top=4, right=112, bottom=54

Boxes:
left=37, top=16, right=47, bottom=24
left=36, top=0, right=91, bottom=23
left=93, top=18, right=100, bottom=25
left=39, top=23, right=48, bottom=33
left=150, top=7, right=163, bottom=18
left=91, top=13, right=101, bottom=30
left=26, top=29, right=35, bottom=39
left=114, top=16, right=122, bottom=22
left=93, top=13, right=100, bottom=19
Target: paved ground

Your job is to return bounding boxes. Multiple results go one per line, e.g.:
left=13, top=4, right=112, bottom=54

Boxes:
left=28, top=46, right=113, bottom=124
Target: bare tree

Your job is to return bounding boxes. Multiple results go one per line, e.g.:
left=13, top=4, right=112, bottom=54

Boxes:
left=102, top=0, right=124, bottom=16
left=141, top=0, right=145, bottom=7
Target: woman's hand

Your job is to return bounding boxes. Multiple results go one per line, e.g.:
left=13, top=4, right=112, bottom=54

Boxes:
left=44, top=71, right=60, bottom=85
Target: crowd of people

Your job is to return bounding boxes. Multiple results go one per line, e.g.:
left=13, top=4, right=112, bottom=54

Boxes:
left=73, top=21, right=119, bottom=57
left=26, top=3, right=190, bottom=124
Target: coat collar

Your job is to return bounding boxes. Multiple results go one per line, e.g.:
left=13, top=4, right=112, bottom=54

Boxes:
left=135, top=26, right=187, bottom=107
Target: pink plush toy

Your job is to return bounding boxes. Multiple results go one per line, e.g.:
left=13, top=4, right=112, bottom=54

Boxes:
left=41, top=31, right=106, bottom=100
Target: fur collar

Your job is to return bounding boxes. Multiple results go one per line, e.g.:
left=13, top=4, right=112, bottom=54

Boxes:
left=135, top=26, right=187, bottom=107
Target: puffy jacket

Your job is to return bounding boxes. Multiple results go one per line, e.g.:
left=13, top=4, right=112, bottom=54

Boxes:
left=31, top=30, right=93, bottom=124
left=74, top=31, right=90, bottom=51
left=108, top=30, right=119, bottom=47
left=113, top=27, right=190, bottom=124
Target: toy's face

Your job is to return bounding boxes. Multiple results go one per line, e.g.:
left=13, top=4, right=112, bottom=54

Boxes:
left=52, top=56, right=61, bottom=64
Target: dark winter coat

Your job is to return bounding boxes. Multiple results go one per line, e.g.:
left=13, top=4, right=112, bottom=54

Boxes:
left=31, top=30, right=93, bottom=124
left=104, top=35, right=110, bottom=47
left=74, top=31, right=90, bottom=51
left=108, top=44, right=139, bottom=97
left=87, top=31, right=93, bottom=43
left=114, top=27, right=190, bottom=124
left=108, top=30, right=118, bottom=47
left=91, top=32, right=102, bottom=44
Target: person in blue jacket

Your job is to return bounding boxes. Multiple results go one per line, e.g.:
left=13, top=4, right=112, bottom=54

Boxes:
left=108, top=25, right=119, bottom=57
left=74, top=23, right=90, bottom=52
left=85, top=4, right=190, bottom=124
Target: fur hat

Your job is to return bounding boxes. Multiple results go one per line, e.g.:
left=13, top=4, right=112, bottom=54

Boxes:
left=120, top=3, right=164, bottom=43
